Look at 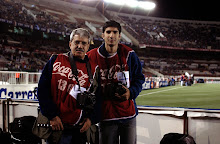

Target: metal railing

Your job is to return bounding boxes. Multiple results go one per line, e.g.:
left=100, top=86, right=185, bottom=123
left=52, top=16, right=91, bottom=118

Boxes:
left=0, top=71, right=41, bottom=85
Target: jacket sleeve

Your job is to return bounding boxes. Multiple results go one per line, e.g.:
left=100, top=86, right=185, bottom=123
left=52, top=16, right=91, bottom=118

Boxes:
left=37, top=55, right=59, bottom=120
left=127, top=51, right=145, bottom=99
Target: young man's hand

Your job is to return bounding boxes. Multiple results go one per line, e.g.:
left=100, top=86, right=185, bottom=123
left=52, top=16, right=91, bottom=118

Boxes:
left=115, top=85, right=130, bottom=101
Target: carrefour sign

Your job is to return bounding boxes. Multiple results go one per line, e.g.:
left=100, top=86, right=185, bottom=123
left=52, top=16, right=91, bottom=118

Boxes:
left=0, top=84, right=38, bottom=100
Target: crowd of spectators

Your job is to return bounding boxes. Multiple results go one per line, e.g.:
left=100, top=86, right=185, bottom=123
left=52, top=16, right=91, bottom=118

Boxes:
left=0, top=0, right=85, bottom=35
left=0, top=32, right=63, bottom=72
left=119, top=15, right=220, bottom=50
left=139, top=48, right=220, bottom=76
left=0, top=44, right=50, bottom=72
left=1, top=0, right=219, bottom=50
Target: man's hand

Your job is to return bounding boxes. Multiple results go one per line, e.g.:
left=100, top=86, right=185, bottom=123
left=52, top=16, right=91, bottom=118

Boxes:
left=115, top=85, right=130, bottom=101
left=50, top=116, right=64, bottom=131
left=79, top=118, right=91, bottom=133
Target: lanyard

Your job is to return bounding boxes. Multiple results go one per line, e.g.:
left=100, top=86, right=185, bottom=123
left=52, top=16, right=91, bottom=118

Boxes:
left=68, top=52, right=93, bottom=90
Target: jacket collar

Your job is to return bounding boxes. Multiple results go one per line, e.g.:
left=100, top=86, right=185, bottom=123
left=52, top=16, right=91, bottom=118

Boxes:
left=99, top=43, right=121, bottom=57
left=99, top=43, right=110, bottom=57
left=68, top=51, right=89, bottom=63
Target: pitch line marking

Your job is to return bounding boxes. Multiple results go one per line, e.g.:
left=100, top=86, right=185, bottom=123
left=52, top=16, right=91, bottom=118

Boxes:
left=139, top=87, right=184, bottom=97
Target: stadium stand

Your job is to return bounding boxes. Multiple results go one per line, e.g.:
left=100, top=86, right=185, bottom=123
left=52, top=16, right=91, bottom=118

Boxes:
left=0, top=0, right=220, bottom=78
left=113, top=12, right=220, bottom=49
left=1, top=1, right=220, bottom=144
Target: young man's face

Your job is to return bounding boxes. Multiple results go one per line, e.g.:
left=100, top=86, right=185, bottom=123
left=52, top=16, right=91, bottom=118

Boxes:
left=102, top=27, right=121, bottom=53
left=69, top=35, right=90, bottom=59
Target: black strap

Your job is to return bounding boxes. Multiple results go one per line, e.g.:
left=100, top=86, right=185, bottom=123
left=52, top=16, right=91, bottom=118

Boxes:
left=69, top=52, right=80, bottom=89
left=68, top=52, right=93, bottom=90
left=86, top=60, right=93, bottom=84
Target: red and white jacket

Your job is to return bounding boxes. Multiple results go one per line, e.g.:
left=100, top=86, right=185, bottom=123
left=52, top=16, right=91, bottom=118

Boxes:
left=87, top=44, right=145, bottom=121
left=37, top=53, right=98, bottom=125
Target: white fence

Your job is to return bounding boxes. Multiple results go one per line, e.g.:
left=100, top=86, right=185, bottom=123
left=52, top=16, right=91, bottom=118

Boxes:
left=0, top=99, right=220, bottom=144
left=0, top=71, right=41, bottom=85
left=137, top=106, right=220, bottom=144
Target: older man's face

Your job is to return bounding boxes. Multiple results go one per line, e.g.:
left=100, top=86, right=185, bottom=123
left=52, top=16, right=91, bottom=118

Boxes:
left=69, top=35, right=90, bottom=59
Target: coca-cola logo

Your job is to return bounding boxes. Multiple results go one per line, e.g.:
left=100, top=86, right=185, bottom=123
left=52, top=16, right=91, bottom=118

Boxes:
left=53, top=62, right=73, bottom=78
left=100, top=64, right=127, bottom=80
left=53, top=62, right=89, bottom=86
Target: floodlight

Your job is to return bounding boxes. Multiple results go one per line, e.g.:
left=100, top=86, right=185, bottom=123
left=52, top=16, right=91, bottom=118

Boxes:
left=138, top=1, right=155, bottom=10
left=103, top=0, right=125, bottom=6
left=125, top=0, right=139, bottom=8
left=103, top=0, right=156, bottom=10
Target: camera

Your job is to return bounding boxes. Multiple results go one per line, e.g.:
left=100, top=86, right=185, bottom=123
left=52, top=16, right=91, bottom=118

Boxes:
left=77, top=91, right=96, bottom=111
left=115, top=82, right=127, bottom=96
left=104, top=82, right=127, bottom=101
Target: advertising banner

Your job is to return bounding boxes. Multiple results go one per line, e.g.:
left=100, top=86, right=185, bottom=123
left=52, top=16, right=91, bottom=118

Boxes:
left=0, top=84, right=38, bottom=100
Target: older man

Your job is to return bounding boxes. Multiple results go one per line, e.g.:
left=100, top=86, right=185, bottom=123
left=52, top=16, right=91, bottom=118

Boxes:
left=37, top=28, right=98, bottom=144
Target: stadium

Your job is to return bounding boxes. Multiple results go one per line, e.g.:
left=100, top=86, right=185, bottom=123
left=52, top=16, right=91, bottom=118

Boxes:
left=0, top=0, right=220, bottom=143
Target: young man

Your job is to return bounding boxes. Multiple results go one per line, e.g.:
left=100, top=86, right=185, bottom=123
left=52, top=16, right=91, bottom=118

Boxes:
left=37, top=28, right=98, bottom=144
left=87, top=20, right=145, bottom=144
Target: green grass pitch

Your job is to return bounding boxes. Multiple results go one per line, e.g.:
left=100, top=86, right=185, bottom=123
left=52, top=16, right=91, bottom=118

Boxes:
left=136, top=83, right=220, bottom=109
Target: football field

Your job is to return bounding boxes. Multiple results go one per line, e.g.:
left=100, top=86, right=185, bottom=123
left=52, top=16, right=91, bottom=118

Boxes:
left=136, top=83, right=220, bottom=109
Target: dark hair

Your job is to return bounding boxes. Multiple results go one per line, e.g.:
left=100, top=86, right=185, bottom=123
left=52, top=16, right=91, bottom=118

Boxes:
left=160, top=133, right=196, bottom=144
left=102, top=20, right=121, bottom=34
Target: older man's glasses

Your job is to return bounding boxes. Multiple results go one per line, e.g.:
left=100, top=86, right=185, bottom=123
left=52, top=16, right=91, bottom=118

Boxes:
left=74, top=41, right=88, bottom=46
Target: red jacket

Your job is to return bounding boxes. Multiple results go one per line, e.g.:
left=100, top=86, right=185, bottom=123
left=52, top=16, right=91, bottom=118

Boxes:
left=87, top=44, right=145, bottom=121
left=38, top=53, right=98, bottom=124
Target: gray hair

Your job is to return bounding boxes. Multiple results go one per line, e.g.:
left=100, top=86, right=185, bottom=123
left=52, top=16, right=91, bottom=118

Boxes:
left=70, top=28, right=91, bottom=42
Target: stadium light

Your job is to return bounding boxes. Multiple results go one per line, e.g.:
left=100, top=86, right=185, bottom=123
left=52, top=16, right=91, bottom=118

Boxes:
left=125, top=0, right=139, bottom=8
left=103, top=0, right=125, bottom=6
left=103, top=0, right=156, bottom=10
left=138, top=1, right=155, bottom=10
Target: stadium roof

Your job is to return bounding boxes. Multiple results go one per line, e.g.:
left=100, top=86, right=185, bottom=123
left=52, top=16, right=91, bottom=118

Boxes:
left=60, top=0, right=219, bottom=21
left=59, top=0, right=157, bottom=16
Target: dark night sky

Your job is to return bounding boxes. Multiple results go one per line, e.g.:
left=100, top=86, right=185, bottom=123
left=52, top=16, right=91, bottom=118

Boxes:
left=149, top=0, right=219, bottom=21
